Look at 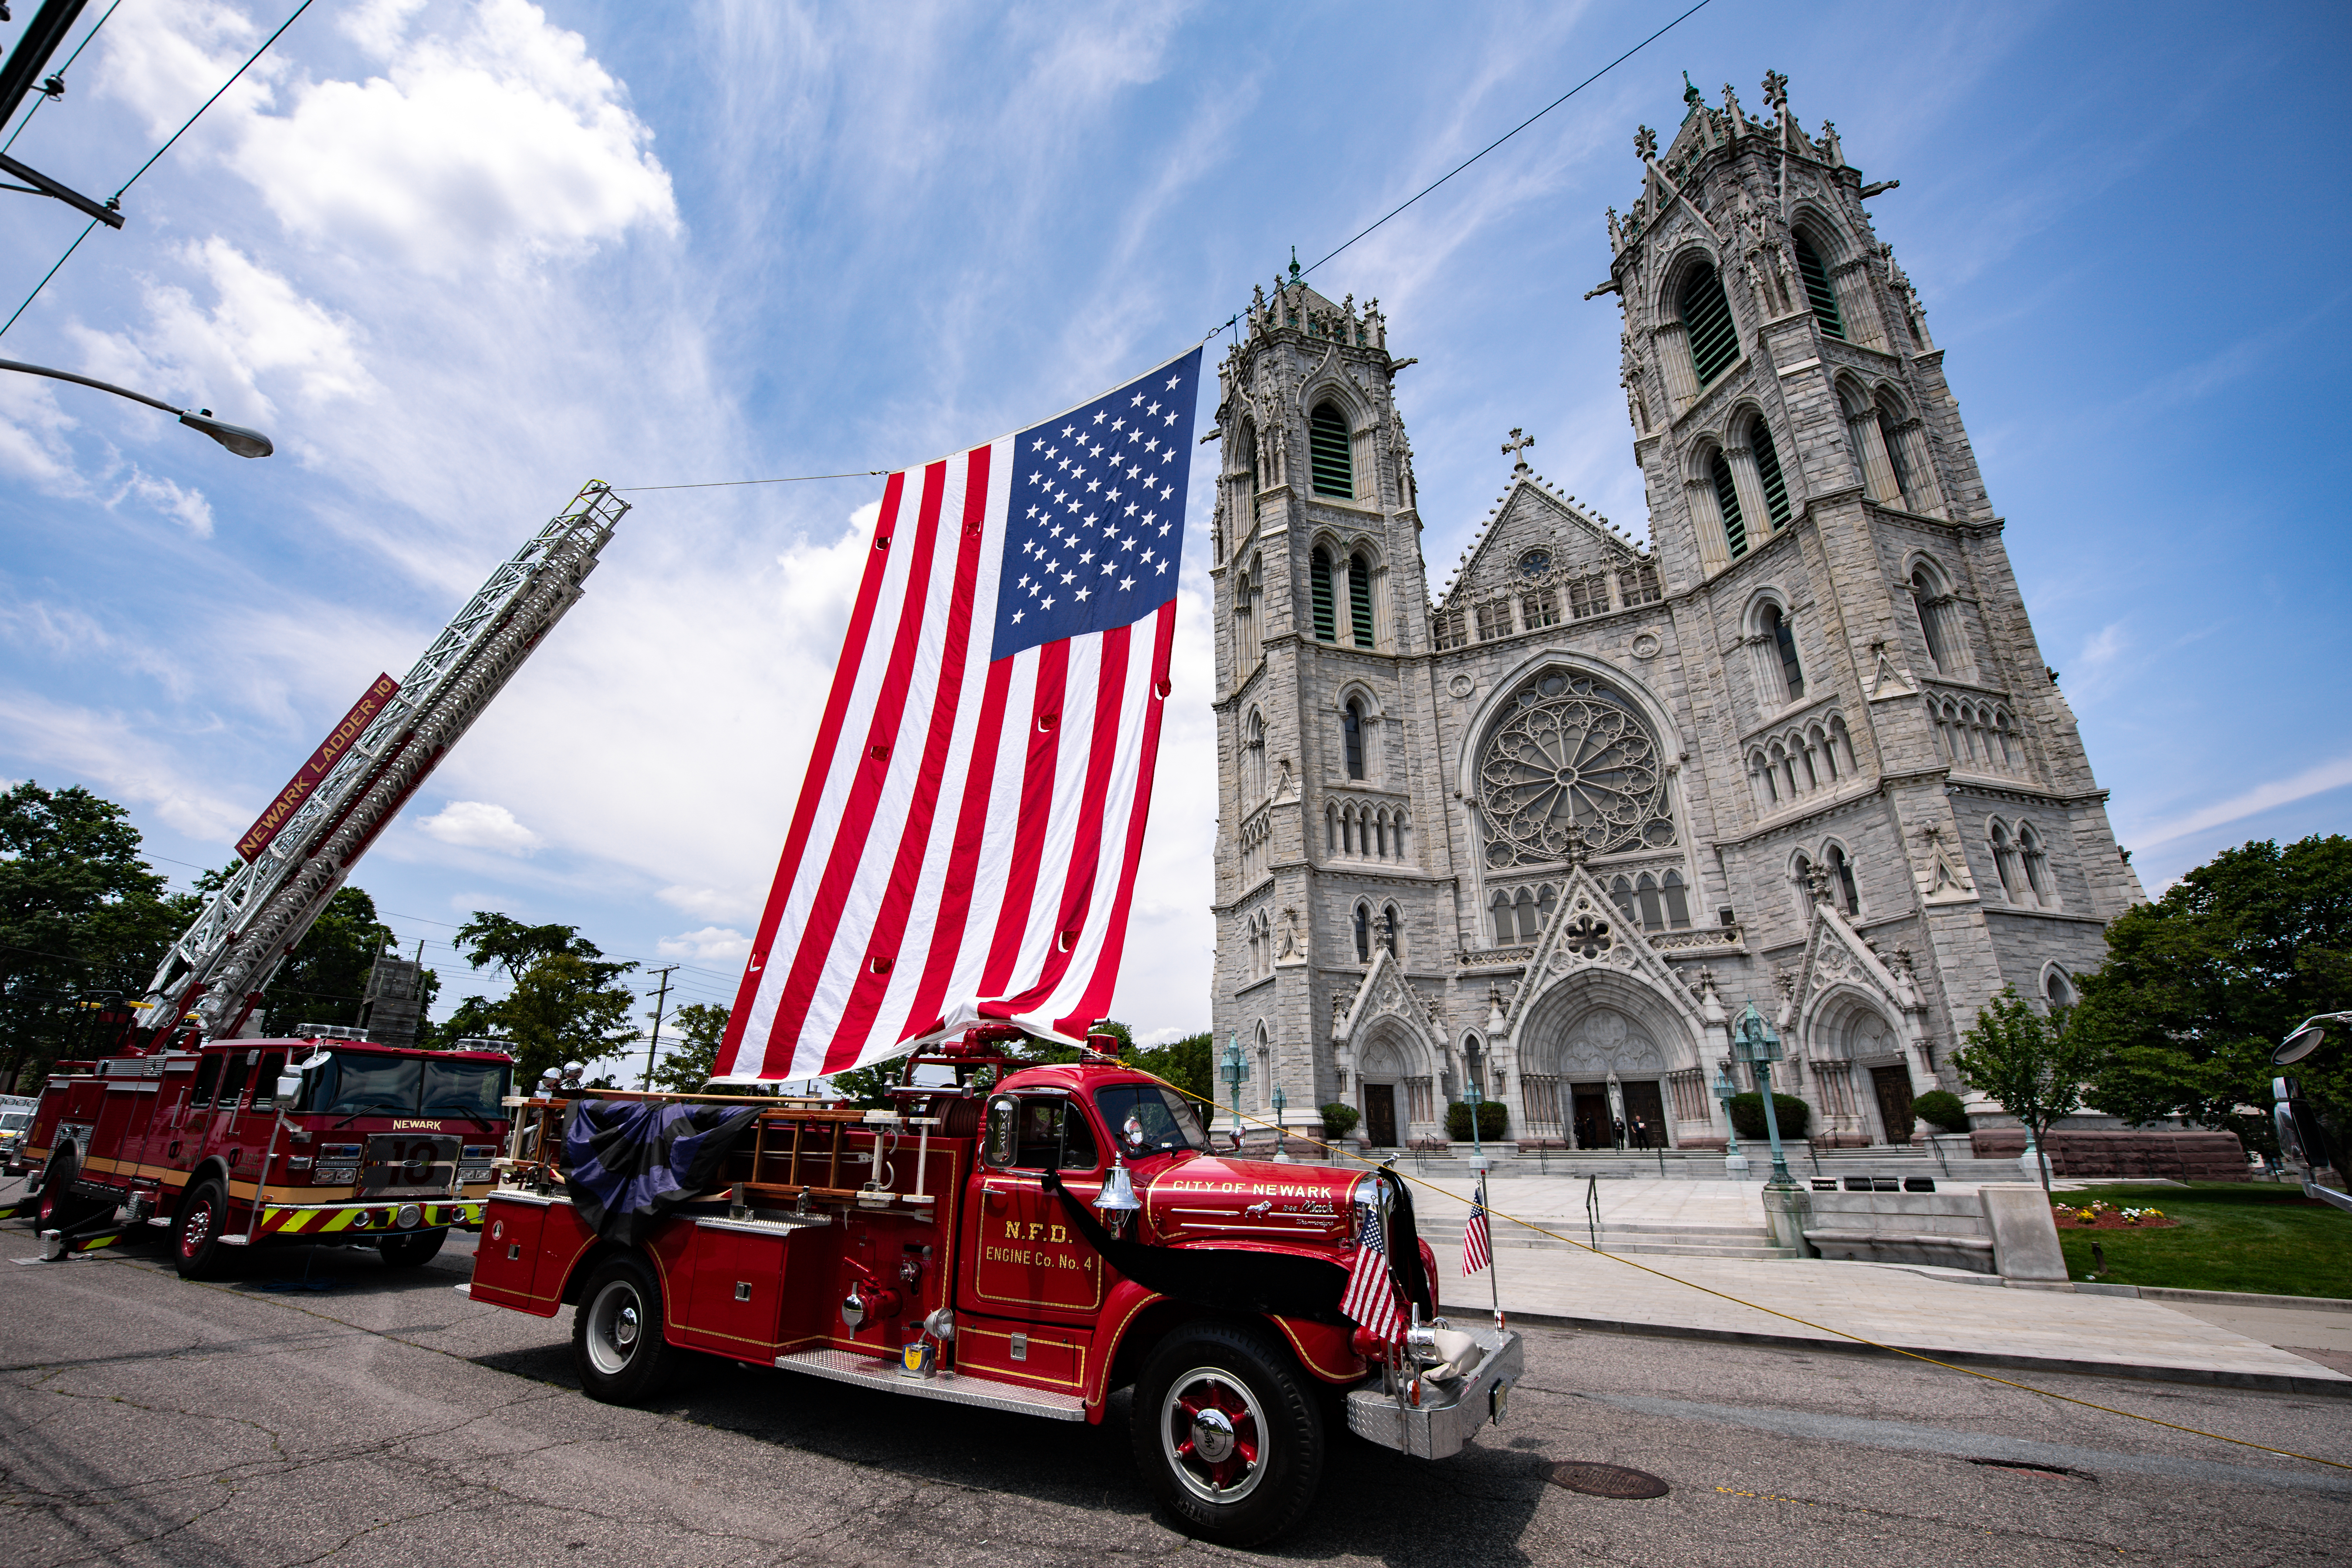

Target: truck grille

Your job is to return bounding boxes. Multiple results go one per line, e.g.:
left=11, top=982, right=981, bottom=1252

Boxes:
left=361, top=1134, right=460, bottom=1196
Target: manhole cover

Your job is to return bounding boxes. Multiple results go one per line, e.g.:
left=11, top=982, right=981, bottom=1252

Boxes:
left=1546, top=1461, right=1670, bottom=1499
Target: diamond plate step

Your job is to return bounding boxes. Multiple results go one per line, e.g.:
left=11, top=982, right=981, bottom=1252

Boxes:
left=772, top=1347, right=1087, bottom=1420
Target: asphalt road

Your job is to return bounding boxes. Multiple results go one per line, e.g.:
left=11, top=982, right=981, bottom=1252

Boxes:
left=2, top=1194, right=2346, bottom=1567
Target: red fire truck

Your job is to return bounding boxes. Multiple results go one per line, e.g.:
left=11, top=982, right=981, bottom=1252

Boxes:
left=469, top=1026, right=1521, bottom=1548
left=16, top=1034, right=512, bottom=1274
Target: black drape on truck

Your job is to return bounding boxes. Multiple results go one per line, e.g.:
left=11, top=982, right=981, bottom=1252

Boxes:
left=563, top=1100, right=760, bottom=1247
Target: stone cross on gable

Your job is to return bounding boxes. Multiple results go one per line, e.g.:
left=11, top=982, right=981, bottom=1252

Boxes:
left=1762, top=70, right=1789, bottom=113
left=1634, top=124, right=1657, bottom=161
left=1501, top=427, right=1535, bottom=472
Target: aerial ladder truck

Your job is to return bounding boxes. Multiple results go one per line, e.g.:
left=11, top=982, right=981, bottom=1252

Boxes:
left=9, top=481, right=627, bottom=1276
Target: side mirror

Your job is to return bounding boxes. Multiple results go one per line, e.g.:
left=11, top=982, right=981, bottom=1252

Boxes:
left=2275, top=1025, right=2328, bottom=1065
left=276, top=1075, right=304, bottom=1104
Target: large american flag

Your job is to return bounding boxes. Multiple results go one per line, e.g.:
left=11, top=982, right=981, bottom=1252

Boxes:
left=1341, top=1203, right=1406, bottom=1343
left=715, top=348, right=1203, bottom=1082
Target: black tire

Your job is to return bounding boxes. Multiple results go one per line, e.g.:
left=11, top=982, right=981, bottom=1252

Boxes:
left=1129, top=1320, right=1326, bottom=1548
left=571, top=1254, right=676, bottom=1404
left=173, top=1179, right=230, bottom=1280
left=36, top=1151, right=103, bottom=1232
left=378, top=1229, right=447, bottom=1268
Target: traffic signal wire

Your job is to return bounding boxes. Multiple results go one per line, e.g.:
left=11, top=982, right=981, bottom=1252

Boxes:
left=1126, top=1068, right=2352, bottom=1475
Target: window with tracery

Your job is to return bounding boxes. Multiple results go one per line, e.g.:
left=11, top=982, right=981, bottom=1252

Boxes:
left=1353, top=902, right=1372, bottom=963
left=1342, top=700, right=1365, bottom=780
left=1476, top=669, right=1674, bottom=868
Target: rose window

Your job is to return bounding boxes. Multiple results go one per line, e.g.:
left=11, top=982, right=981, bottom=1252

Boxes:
left=1478, top=669, right=1675, bottom=867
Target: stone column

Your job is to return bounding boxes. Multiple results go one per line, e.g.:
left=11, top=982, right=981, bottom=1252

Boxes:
left=1723, top=440, right=1773, bottom=544
left=1849, top=407, right=1902, bottom=506
left=1687, top=475, right=1733, bottom=574
left=1654, top=322, right=1699, bottom=412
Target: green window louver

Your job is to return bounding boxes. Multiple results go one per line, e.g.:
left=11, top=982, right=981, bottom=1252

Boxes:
left=1310, top=548, right=1336, bottom=640
left=1752, top=422, right=1792, bottom=528
left=1309, top=403, right=1354, bottom=497
left=1680, top=266, right=1740, bottom=386
left=1348, top=553, right=1375, bottom=645
left=1711, top=450, right=1748, bottom=559
left=1793, top=233, right=1845, bottom=339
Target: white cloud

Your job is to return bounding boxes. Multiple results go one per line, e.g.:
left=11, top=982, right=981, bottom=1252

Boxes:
left=0, top=691, right=248, bottom=841
left=2121, top=754, right=2352, bottom=850
left=113, top=0, right=681, bottom=278
left=114, top=468, right=216, bottom=538
left=417, top=799, right=544, bottom=853
left=0, top=376, right=84, bottom=493
left=73, top=238, right=377, bottom=427
left=659, top=926, right=751, bottom=963
left=659, top=885, right=757, bottom=923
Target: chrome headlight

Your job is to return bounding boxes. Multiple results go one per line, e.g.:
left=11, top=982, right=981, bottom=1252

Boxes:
left=458, top=1166, right=494, bottom=1183
left=313, top=1166, right=358, bottom=1185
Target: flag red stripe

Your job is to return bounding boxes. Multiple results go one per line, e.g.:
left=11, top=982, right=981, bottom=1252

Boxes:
left=720, top=469, right=909, bottom=1076
left=818, top=449, right=992, bottom=1072
left=980, top=639, right=1067, bottom=997
left=897, top=654, right=1014, bottom=1042
left=1052, top=598, right=1176, bottom=1035
left=763, top=460, right=951, bottom=1054
left=1001, top=622, right=1128, bottom=1014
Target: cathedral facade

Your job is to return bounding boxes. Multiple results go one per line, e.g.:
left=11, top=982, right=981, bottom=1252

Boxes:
left=1205, top=74, right=2143, bottom=1152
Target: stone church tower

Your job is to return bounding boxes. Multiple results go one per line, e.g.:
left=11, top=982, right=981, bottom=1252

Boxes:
left=1206, top=73, right=2143, bottom=1153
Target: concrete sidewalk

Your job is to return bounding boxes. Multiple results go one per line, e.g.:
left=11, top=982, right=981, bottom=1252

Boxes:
left=1428, top=1226, right=2351, bottom=1394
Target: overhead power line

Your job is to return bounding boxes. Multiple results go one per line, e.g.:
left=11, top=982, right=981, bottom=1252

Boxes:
left=0, top=0, right=316, bottom=340
left=612, top=3, right=1715, bottom=495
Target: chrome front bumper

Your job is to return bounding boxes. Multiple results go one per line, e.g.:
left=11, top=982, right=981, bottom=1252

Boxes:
left=1344, top=1325, right=1523, bottom=1460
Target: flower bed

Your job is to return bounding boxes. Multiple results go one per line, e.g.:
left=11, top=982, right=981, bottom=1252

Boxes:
left=2052, top=1199, right=2176, bottom=1230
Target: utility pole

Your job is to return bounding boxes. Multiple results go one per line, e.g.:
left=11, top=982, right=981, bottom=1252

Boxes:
left=640, top=965, right=679, bottom=1092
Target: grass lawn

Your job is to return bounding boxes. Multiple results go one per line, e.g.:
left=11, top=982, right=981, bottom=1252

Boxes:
left=2054, top=1181, right=2352, bottom=1299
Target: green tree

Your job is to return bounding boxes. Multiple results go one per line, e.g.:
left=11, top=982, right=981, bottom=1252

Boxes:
left=451, top=912, right=602, bottom=981
left=496, top=951, right=639, bottom=1084
left=0, top=782, right=193, bottom=1091
left=2072, top=836, right=2352, bottom=1156
left=647, top=1003, right=732, bottom=1093
left=1129, top=1030, right=1214, bottom=1111
left=1954, top=987, right=2100, bottom=1193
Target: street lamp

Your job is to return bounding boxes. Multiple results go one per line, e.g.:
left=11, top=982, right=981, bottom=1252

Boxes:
left=1710, top=1061, right=1750, bottom=1178
left=1218, top=1032, right=1250, bottom=1150
left=1731, top=1002, right=1795, bottom=1189
left=1270, top=1083, right=1289, bottom=1163
left=1, top=357, right=273, bottom=458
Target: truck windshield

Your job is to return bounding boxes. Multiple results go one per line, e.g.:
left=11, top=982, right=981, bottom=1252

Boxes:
left=1095, top=1084, right=1209, bottom=1156
left=298, top=1052, right=510, bottom=1119
left=0, top=1111, right=27, bottom=1132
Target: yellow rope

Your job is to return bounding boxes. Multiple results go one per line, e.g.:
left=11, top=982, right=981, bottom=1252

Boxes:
left=1126, top=1068, right=2351, bottom=1474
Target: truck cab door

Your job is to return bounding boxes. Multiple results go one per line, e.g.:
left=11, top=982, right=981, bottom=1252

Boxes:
left=962, top=1091, right=1108, bottom=1323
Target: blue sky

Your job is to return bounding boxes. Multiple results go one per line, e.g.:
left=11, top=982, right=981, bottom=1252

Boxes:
left=2, top=0, right=2345, bottom=1060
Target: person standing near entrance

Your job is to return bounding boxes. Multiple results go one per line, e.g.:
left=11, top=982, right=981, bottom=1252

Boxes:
left=1612, top=1115, right=1626, bottom=1149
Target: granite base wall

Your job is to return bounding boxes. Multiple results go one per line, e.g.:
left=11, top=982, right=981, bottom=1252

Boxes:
left=1968, top=1129, right=2249, bottom=1181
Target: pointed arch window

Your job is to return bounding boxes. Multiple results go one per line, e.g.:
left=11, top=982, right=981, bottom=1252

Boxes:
left=1877, top=392, right=1916, bottom=508
left=1990, top=821, right=2022, bottom=902
left=1760, top=602, right=1804, bottom=702
left=1911, top=566, right=1951, bottom=672
left=1244, top=709, right=1266, bottom=801
left=1679, top=264, right=1740, bottom=385
left=1793, top=231, right=1845, bottom=339
left=2019, top=824, right=2052, bottom=905
left=1348, top=551, right=1376, bottom=645
left=1662, top=869, right=1692, bottom=929
left=1309, top=402, right=1353, bottom=497
left=1381, top=902, right=1401, bottom=960
left=1490, top=891, right=1515, bottom=946
left=1711, top=449, right=1748, bottom=560
left=1636, top=873, right=1666, bottom=931
left=1354, top=902, right=1372, bottom=963
left=1342, top=700, right=1365, bottom=779
left=1309, top=548, right=1336, bottom=640
left=1609, top=876, right=1638, bottom=926
left=1825, top=844, right=1860, bottom=916
left=1748, top=416, right=1793, bottom=530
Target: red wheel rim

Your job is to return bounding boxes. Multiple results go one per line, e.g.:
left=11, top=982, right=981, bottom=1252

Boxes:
left=179, top=1197, right=215, bottom=1260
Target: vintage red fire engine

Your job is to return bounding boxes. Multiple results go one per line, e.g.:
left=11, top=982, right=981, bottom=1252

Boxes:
left=468, top=1025, right=1520, bottom=1547
left=17, top=1034, right=511, bottom=1274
